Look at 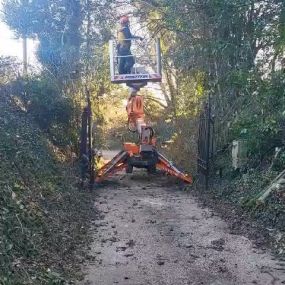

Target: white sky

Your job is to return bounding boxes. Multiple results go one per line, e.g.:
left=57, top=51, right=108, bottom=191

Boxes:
left=0, top=1, right=37, bottom=64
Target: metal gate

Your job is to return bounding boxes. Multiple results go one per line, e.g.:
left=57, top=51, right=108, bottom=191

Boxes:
left=80, top=91, right=95, bottom=189
left=197, top=100, right=214, bottom=190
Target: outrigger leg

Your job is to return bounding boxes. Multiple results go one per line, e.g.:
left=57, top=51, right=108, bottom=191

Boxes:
left=95, top=145, right=192, bottom=184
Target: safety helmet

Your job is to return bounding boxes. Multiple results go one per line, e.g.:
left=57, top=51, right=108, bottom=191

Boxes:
left=120, top=15, right=129, bottom=25
left=97, top=150, right=102, bottom=157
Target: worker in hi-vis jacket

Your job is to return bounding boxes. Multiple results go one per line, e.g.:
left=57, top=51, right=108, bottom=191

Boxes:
left=117, top=15, right=143, bottom=74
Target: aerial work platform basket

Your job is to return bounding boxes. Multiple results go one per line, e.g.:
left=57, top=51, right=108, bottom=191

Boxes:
left=109, top=38, right=162, bottom=84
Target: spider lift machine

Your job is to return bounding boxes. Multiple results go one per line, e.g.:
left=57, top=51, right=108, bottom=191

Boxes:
left=95, top=38, right=192, bottom=184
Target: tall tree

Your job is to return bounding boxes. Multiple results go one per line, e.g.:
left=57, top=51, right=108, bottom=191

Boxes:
left=3, top=0, right=82, bottom=79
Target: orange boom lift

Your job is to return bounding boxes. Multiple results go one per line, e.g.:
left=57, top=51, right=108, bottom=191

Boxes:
left=95, top=37, right=192, bottom=184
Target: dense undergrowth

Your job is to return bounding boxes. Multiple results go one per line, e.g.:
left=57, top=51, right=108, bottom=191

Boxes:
left=204, top=154, right=285, bottom=256
left=0, top=89, right=95, bottom=285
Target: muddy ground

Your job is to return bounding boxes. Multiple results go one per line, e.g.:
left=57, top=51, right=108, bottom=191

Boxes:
left=80, top=158, right=285, bottom=285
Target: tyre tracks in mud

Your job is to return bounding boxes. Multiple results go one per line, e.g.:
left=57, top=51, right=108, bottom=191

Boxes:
left=80, top=171, right=285, bottom=285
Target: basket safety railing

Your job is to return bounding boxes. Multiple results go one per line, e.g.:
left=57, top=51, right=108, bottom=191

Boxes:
left=109, top=38, right=162, bottom=83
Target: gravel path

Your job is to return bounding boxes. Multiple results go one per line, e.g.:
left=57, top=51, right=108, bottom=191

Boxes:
left=80, top=169, right=285, bottom=285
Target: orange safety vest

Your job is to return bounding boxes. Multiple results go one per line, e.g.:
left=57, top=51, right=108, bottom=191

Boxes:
left=117, top=27, right=131, bottom=49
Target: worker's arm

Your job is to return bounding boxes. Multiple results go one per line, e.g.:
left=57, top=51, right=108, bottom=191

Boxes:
left=123, top=26, right=143, bottom=41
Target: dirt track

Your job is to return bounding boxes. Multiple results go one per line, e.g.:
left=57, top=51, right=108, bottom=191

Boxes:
left=80, top=160, right=285, bottom=285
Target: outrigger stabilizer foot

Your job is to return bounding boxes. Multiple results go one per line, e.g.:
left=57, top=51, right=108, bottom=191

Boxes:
left=95, top=143, right=192, bottom=184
